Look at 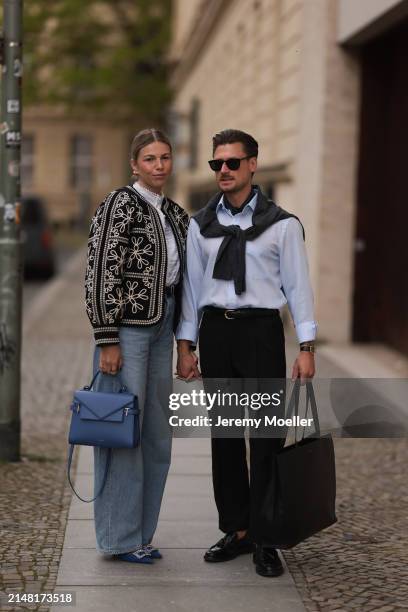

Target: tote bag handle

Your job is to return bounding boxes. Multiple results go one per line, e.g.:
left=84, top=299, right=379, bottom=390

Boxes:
left=286, top=380, right=321, bottom=444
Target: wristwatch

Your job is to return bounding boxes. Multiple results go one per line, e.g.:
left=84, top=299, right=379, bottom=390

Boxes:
left=299, top=341, right=315, bottom=353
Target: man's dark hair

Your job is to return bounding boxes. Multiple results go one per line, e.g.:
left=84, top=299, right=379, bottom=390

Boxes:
left=212, top=129, right=258, bottom=158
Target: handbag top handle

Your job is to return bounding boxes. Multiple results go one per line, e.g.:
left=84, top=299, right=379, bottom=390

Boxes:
left=86, top=369, right=128, bottom=393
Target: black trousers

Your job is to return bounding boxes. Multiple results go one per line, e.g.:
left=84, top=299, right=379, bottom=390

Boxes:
left=199, top=310, right=286, bottom=544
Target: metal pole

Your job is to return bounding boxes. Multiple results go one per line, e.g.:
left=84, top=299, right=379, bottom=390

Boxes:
left=0, top=0, right=23, bottom=461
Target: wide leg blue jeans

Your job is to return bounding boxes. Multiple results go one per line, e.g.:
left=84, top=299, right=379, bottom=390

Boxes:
left=92, top=296, right=174, bottom=554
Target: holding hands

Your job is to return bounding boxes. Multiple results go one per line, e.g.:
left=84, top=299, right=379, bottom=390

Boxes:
left=177, top=340, right=201, bottom=380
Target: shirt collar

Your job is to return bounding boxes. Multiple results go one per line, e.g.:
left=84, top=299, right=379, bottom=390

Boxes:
left=133, top=181, right=164, bottom=208
left=217, top=188, right=258, bottom=215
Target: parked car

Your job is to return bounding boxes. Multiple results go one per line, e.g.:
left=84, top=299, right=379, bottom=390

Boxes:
left=21, top=196, right=56, bottom=279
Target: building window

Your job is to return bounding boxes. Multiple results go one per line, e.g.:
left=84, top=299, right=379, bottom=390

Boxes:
left=70, top=135, right=93, bottom=189
left=263, top=182, right=275, bottom=200
left=189, top=188, right=214, bottom=212
left=166, top=108, right=191, bottom=171
left=189, top=98, right=200, bottom=171
left=21, top=135, right=35, bottom=191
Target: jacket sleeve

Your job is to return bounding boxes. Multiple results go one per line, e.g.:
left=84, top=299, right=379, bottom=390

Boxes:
left=85, top=189, right=133, bottom=345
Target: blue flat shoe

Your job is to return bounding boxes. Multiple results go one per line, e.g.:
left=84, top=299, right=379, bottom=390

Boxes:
left=115, top=548, right=153, bottom=564
left=143, top=544, right=162, bottom=559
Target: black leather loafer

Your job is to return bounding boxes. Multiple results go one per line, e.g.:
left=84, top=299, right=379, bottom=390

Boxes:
left=253, top=546, right=284, bottom=577
left=204, top=532, right=254, bottom=563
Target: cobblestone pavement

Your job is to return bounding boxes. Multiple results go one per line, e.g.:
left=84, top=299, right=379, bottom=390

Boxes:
left=283, top=438, right=408, bottom=611
left=0, top=251, right=92, bottom=612
left=1, top=251, right=408, bottom=611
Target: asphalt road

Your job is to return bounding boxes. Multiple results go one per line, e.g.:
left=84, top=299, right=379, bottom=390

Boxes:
left=23, top=247, right=81, bottom=313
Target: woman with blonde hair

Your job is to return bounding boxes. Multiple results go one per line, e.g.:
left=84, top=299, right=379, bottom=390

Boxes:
left=85, top=128, right=189, bottom=563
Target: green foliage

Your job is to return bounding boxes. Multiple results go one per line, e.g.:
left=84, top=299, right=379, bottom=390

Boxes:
left=23, top=0, right=171, bottom=121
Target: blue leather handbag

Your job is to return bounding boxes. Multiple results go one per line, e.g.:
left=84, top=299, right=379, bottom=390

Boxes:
left=67, top=370, right=140, bottom=503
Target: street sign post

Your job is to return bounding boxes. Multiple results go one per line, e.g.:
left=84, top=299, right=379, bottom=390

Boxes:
left=0, top=0, right=23, bottom=461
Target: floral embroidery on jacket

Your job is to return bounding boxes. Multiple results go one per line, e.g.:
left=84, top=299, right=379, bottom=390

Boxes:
left=85, top=186, right=189, bottom=345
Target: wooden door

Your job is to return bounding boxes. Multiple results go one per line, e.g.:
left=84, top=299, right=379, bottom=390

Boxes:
left=353, top=19, right=408, bottom=356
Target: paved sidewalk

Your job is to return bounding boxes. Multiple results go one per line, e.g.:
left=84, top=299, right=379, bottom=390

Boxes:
left=1, top=247, right=407, bottom=612
left=53, top=441, right=305, bottom=611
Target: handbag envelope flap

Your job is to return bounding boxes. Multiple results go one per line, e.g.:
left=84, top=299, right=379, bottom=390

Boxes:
left=73, top=390, right=135, bottom=422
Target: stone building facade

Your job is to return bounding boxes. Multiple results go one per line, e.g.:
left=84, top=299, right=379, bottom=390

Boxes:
left=22, top=108, right=132, bottom=226
left=169, top=0, right=408, bottom=355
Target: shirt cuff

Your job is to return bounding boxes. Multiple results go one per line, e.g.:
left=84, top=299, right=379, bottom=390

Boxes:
left=93, top=326, right=120, bottom=346
left=295, top=321, right=318, bottom=344
left=175, top=321, right=199, bottom=345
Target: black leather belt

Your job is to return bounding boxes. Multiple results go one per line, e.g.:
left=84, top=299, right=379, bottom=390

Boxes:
left=203, top=306, right=279, bottom=320
left=165, top=285, right=176, bottom=297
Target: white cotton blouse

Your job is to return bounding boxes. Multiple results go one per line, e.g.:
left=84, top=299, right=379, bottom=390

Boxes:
left=133, top=181, right=180, bottom=287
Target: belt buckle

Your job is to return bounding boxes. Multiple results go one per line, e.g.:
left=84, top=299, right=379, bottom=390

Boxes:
left=224, top=309, right=235, bottom=320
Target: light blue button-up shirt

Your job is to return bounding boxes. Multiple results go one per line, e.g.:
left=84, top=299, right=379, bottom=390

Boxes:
left=176, top=191, right=317, bottom=345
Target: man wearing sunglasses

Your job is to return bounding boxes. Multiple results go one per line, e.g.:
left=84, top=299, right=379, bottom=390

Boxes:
left=176, top=129, right=316, bottom=578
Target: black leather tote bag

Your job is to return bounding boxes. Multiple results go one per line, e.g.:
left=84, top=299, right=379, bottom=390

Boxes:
left=260, top=380, right=337, bottom=549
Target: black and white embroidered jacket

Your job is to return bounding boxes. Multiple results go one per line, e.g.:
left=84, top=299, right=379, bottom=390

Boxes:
left=85, top=185, right=189, bottom=345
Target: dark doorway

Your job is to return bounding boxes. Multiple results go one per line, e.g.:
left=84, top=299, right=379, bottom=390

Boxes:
left=353, top=19, right=408, bottom=356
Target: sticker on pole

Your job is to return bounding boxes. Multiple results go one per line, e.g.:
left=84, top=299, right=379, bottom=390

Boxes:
left=13, top=58, right=23, bottom=78
left=4, top=203, right=16, bottom=223
left=6, top=130, right=21, bottom=147
left=7, top=99, right=19, bottom=113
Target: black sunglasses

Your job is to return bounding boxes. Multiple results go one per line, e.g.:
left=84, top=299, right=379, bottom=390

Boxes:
left=208, top=156, right=252, bottom=172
